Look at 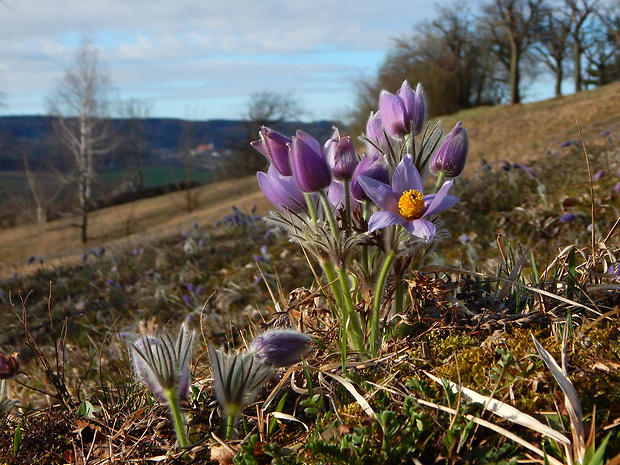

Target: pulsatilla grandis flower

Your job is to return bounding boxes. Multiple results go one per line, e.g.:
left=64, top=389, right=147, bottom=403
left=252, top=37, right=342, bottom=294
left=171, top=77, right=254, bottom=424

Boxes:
left=250, top=329, right=314, bottom=367
left=430, top=122, right=469, bottom=178
left=378, top=80, right=427, bottom=138
left=289, top=130, right=332, bottom=193
left=251, top=127, right=293, bottom=176
left=131, top=323, right=195, bottom=400
left=359, top=154, right=458, bottom=242
left=257, top=165, right=306, bottom=212
left=324, top=127, right=358, bottom=181
left=351, top=152, right=389, bottom=202
left=208, top=346, right=272, bottom=419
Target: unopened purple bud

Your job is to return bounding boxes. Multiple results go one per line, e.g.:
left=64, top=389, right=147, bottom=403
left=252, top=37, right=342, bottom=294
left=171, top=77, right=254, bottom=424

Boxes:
left=250, top=329, right=314, bottom=367
left=379, top=89, right=409, bottom=138
left=27, top=256, right=36, bottom=264
left=614, top=182, right=620, bottom=194
left=289, top=130, right=332, bottom=193
left=410, top=83, right=427, bottom=136
left=560, top=141, right=572, bottom=148
left=351, top=153, right=389, bottom=201
left=187, top=283, right=196, bottom=294
left=257, top=165, right=306, bottom=212
left=324, top=127, right=358, bottom=181
left=560, top=213, right=576, bottom=223
left=365, top=111, right=389, bottom=150
left=593, top=169, right=605, bottom=182
left=251, top=127, right=293, bottom=176
left=430, top=122, right=469, bottom=177
left=182, top=295, right=192, bottom=305
left=196, top=285, right=204, bottom=295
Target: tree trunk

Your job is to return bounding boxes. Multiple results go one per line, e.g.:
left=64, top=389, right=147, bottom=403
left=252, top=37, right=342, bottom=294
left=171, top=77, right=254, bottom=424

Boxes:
left=509, top=40, right=521, bottom=104
left=79, top=171, right=88, bottom=243
left=573, top=43, right=582, bottom=92
left=555, top=67, right=563, bottom=97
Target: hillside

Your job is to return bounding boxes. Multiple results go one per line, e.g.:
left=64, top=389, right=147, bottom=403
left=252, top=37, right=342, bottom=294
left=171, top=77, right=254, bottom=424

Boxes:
left=1, top=82, right=619, bottom=274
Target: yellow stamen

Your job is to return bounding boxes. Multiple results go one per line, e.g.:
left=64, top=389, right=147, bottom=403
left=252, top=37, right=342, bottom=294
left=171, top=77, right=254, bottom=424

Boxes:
left=398, top=189, right=425, bottom=220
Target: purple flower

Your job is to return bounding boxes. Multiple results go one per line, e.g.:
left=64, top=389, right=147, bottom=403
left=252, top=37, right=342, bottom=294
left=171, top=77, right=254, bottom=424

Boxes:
left=359, top=154, right=458, bottom=242
left=593, top=169, right=605, bottom=182
left=560, top=141, right=572, bottom=147
left=251, top=127, right=293, bottom=176
left=328, top=179, right=357, bottom=211
left=608, top=262, right=620, bottom=280
left=614, top=182, right=620, bottom=194
left=289, top=130, right=332, bottom=193
left=187, top=283, right=196, bottom=294
left=410, top=83, right=427, bottom=136
left=324, top=127, right=358, bottom=181
left=458, top=234, right=471, bottom=245
left=430, top=122, right=468, bottom=178
left=257, top=165, right=306, bottom=212
left=250, top=329, right=314, bottom=367
left=351, top=153, right=389, bottom=202
left=182, top=294, right=192, bottom=305
left=379, top=83, right=410, bottom=138
left=365, top=111, right=390, bottom=151
left=27, top=255, right=36, bottom=265
left=560, top=213, right=576, bottom=223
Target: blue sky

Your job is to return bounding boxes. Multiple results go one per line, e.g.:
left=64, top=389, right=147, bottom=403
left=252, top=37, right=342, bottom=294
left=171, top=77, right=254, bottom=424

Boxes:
left=0, top=0, right=557, bottom=121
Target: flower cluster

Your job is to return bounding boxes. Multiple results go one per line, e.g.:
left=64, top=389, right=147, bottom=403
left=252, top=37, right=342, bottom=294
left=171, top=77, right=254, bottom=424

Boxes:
left=251, top=79, right=469, bottom=359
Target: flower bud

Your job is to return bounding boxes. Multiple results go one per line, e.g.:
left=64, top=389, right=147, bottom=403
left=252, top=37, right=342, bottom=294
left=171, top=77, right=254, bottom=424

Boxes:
left=250, top=329, right=314, bottom=367
left=257, top=165, right=306, bottom=212
left=289, top=130, right=332, bottom=193
left=430, top=122, right=468, bottom=178
left=351, top=153, right=389, bottom=202
left=324, top=127, right=358, bottom=181
left=410, top=83, right=427, bottom=136
left=379, top=89, right=409, bottom=138
left=251, top=127, right=293, bottom=176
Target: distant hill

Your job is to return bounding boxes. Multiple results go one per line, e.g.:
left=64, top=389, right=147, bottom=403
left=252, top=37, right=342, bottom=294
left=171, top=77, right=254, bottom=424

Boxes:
left=0, top=115, right=338, bottom=169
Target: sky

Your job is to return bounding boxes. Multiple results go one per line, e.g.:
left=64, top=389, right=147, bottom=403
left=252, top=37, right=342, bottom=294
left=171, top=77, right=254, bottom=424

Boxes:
left=0, top=0, right=557, bottom=122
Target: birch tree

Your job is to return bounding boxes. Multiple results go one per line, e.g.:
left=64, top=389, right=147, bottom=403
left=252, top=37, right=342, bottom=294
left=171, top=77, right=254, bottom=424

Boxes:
left=48, top=40, right=111, bottom=243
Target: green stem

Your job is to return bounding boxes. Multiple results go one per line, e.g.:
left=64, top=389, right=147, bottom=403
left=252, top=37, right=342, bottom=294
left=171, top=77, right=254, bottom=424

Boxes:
left=305, top=193, right=318, bottom=223
left=318, top=191, right=339, bottom=236
left=434, top=170, right=446, bottom=193
left=371, top=250, right=396, bottom=357
left=343, top=179, right=352, bottom=230
left=226, top=414, right=235, bottom=441
left=164, top=389, right=189, bottom=449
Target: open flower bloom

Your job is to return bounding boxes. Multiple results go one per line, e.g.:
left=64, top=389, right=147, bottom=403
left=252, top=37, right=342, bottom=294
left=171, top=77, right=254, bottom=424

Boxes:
left=358, top=154, right=458, bottom=242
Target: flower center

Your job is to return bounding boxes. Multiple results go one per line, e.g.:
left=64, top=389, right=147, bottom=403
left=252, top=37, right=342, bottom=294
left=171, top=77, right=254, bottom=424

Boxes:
left=398, top=189, right=425, bottom=220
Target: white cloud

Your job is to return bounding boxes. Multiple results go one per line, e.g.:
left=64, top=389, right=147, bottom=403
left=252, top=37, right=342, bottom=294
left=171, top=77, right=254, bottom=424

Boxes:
left=0, top=0, right=440, bottom=119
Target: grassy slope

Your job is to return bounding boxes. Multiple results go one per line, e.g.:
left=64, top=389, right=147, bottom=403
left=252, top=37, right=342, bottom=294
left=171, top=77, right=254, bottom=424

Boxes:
left=1, top=82, right=619, bottom=274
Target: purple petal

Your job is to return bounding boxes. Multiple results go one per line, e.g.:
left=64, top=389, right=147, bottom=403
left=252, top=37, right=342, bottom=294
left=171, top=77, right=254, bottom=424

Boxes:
left=357, top=176, right=398, bottom=212
left=392, top=154, right=423, bottom=195
left=403, top=219, right=436, bottom=242
left=423, top=180, right=458, bottom=217
left=257, top=166, right=305, bottom=212
left=379, top=90, right=408, bottom=137
left=368, top=210, right=404, bottom=233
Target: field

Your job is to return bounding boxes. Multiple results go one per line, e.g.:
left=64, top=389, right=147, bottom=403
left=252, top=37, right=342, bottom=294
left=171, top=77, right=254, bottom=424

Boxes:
left=0, top=83, right=619, bottom=464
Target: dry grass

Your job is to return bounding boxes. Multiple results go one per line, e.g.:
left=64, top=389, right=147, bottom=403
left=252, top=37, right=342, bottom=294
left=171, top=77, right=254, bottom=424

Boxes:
left=2, top=82, right=620, bottom=275
left=0, top=176, right=268, bottom=276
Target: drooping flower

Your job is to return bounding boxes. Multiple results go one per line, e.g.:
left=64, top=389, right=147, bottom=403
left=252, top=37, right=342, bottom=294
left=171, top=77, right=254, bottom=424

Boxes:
left=430, top=122, right=469, bottom=178
left=250, top=329, right=314, bottom=367
left=0, top=351, right=20, bottom=380
left=359, top=154, right=458, bottom=241
left=324, top=127, right=358, bottom=181
left=289, top=130, right=332, bottom=193
left=130, top=323, right=195, bottom=401
left=351, top=153, right=389, bottom=202
left=251, top=127, right=293, bottom=176
left=208, top=346, right=272, bottom=419
left=257, top=165, right=306, bottom=212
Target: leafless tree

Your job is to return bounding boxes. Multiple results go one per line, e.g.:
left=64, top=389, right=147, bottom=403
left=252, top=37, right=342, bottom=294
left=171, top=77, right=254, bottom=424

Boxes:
left=534, top=8, right=572, bottom=96
left=564, top=0, right=600, bottom=91
left=117, top=98, right=152, bottom=191
left=480, top=0, right=548, bottom=104
left=48, top=40, right=112, bottom=243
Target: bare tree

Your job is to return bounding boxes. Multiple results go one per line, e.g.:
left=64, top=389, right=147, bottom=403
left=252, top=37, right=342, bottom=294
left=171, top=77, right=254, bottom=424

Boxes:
left=48, top=40, right=112, bottom=243
left=534, top=8, right=572, bottom=96
left=480, top=0, right=548, bottom=104
left=117, top=98, right=152, bottom=191
left=565, top=0, right=600, bottom=92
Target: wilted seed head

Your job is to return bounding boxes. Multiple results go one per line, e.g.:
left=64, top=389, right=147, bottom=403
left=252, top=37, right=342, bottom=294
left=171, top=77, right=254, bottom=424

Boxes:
left=250, top=329, right=314, bottom=367
left=0, top=351, right=20, bottom=380
left=131, top=324, right=195, bottom=401
left=208, top=346, right=273, bottom=418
